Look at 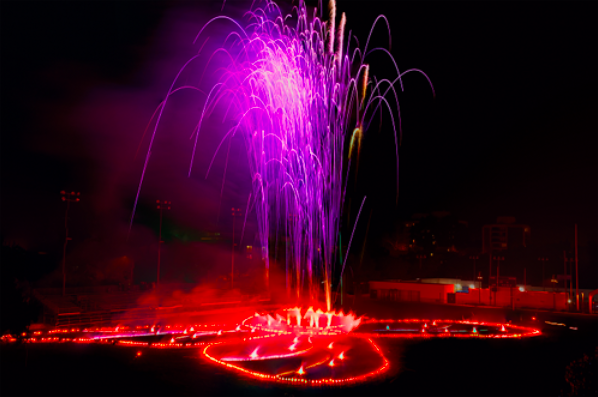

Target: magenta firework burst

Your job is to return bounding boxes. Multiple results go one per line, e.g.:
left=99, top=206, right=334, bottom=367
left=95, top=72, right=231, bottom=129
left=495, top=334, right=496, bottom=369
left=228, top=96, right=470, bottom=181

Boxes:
left=133, top=0, right=434, bottom=308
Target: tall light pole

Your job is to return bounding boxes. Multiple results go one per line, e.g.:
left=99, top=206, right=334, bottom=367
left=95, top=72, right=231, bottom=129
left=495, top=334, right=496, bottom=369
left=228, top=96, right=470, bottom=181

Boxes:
left=416, top=254, right=426, bottom=270
left=488, top=252, right=493, bottom=305
left=231, top=207, right=242, bottom=289
left=567, top=256, right=574, bottom=307
left=469, top=255, right=479, bottom=287
left=563, top=254, right=574, bottom=309
left=563, top=250, right=568, bottom=294
left=156, top=200, right=171, bottom=286
left=538, top=257, right=548, bottom=291
left=575, top=224, right=579, bottom=311
left=477, top=272, right=483, bottom=304
left=61, top=191, right=80, bottom=296
left=492, top=256, right=504, bottom=305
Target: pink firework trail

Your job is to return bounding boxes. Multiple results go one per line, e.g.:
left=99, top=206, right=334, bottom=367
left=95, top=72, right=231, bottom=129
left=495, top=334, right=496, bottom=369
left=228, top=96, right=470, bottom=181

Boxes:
left=132, top=0, right=434, bottom=309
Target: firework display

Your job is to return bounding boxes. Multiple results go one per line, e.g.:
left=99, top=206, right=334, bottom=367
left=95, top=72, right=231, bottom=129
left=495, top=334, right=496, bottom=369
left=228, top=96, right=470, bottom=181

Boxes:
left=132, top=0, right=433, bottom=308
left=26, top=0, right=543, bottom=388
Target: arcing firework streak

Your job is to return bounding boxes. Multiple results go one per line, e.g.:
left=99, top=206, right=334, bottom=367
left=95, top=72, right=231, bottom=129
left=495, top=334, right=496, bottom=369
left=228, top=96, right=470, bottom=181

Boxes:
left=132, top=0, right=434, bottom=309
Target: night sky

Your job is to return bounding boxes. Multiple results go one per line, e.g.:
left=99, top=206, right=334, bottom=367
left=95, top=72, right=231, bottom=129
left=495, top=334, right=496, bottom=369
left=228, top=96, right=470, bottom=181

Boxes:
left=1, top=1, right=596, bottom=282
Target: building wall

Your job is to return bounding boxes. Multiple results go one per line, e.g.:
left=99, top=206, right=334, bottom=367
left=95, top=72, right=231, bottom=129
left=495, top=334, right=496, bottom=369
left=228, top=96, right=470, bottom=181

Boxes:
left=369, top=281, right=570, bottom=311
left=369, top=281, right=455, bottom=304
left=455, top=288, right=569, bottom=311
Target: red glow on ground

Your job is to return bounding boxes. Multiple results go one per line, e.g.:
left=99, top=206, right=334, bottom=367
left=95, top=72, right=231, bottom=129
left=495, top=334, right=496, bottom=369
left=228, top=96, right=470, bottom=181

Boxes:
left=0, top=309, right=541, bottom=387
left=356, top=318, right=541, bottom=339
left=203, top=336, right=389, bottom=386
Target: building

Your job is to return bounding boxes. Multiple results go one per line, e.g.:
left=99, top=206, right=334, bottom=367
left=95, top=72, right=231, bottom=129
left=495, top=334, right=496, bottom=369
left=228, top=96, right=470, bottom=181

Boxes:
left=410, top=212, right=469, bottom=255
left=369, top=279, right=596, bottom=312
left=369, top=280, right=455, bottom=303
left=482, top=216, right=530, bottom=253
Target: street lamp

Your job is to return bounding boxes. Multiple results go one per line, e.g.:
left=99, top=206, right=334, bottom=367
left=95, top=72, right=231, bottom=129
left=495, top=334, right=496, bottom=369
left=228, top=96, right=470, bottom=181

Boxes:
left=231, top=207, right=242, bottom=289
left=156, top=200, right=171, bottom=286
left=566, top=256, right=574, bottom=304
left=469, top=255, right=479, bottom=286
left=492, top=256, right=504, bottom=304
left=492, top=256, right=504, bottom=283
left=61, top=191, right=80, bottom=296
left=476, top=273, right=483, bottom=305
left=416, top=254, right=426, bottom=270
left=550, top=274, right=558, bottom=292
left=538, top=257, right=548, bottom=291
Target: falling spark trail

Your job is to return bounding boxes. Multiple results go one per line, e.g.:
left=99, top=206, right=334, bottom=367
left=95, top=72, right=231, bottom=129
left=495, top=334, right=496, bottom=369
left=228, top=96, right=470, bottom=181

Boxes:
left=131, top=0, right=434, bottom=302
left=239, top=192, right=252, bottom=246
left=334, top=195, right=366, bottom=304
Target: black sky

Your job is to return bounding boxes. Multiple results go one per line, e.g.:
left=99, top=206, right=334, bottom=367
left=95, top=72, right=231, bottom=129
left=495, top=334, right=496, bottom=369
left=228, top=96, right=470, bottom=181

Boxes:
left=1, top=0, right=596, bottom=260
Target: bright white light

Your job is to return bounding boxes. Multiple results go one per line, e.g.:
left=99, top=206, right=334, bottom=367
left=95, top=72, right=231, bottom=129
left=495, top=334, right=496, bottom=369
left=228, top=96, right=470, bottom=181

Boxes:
left=469, top=284, right=475, bottom=289
left=519, top=287, right=525, bottom=292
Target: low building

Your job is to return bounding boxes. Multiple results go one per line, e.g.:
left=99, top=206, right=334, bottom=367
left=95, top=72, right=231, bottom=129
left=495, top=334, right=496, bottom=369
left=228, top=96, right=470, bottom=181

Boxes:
left=369, top=280, right=455, bottom=304
left=369, top=279, right=591, bottom=312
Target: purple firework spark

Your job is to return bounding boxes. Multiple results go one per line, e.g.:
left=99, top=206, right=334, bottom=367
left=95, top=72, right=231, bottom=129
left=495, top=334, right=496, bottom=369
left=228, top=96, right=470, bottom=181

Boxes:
left=132, top=0, right=434, bottom=310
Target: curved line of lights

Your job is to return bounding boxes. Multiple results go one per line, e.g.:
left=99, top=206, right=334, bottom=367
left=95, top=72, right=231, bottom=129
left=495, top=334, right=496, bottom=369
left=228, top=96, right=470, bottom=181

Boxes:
left=202, top=337, right=389, bottom=386
left=356, top=318, right=541, bottom=339
left=221, top=345, right=313, bottom=361
left=1, top=311, right=541, bottom=387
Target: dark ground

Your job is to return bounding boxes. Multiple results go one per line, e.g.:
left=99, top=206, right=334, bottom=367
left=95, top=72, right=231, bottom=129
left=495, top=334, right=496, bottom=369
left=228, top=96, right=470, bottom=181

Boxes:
left=1, top=299, right=596, bottom=396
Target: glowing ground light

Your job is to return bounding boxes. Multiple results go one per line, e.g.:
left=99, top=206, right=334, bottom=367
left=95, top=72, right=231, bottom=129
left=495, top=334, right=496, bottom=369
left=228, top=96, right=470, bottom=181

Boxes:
left=203, top=309, right=384, bottom=382
left=244, top=307, right=361, bottom=335
left=1, top=311, right=541, bottom=387
left=356, top=318, right=541, bottom=339
left=202, top=336, right=390, bottom=386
